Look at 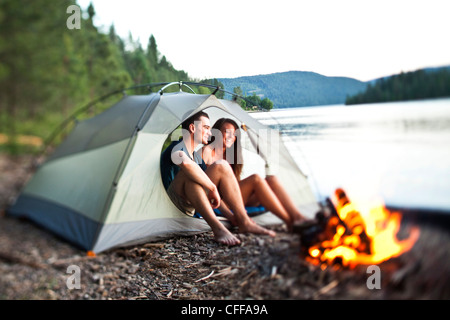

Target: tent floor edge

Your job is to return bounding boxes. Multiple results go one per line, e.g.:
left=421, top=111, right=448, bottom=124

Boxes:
left=6, top=194, right=100, bottom=253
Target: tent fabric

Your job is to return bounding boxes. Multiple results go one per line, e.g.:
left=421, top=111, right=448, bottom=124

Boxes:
left=7, top=91, right=319, bottom=253
left=48, top=95, right=160, bottom=162
left=23, top=139, right=128, bottom=221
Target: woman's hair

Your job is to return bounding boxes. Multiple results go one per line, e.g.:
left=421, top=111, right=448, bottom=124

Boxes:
left=210, top=118, right=244, bottom=180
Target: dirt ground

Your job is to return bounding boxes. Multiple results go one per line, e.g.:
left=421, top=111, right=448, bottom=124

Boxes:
left=1, top=154, right=450, bottom=300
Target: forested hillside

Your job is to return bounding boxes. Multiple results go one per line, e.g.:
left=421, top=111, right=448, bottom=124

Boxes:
left=346, top=67, right=450, bottom=105
left=0, top=0, right=192, bottom=153
left=218, top=71, right=368, bottom=108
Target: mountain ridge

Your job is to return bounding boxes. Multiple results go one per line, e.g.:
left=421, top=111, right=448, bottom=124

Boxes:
left=218, top=71, right=368, bottom=108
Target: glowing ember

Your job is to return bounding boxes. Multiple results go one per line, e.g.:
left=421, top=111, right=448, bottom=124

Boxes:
left=306, top=189, right=420, bottom=269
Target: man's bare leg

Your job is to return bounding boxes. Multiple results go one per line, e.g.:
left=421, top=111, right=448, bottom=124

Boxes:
left=206, top=161, right=276, bottom=237
left=216, top=201, right=238, bottom=226
left=172, top=171, right=240, bottom=246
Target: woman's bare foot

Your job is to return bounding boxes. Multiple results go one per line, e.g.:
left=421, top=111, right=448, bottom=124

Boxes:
left=288, top=216, right=308, bottom=232
left=290, top=217, right=317, bottom=233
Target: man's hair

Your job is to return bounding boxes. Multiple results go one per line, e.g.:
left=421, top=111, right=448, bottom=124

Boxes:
left=181, top=111, right=209, bottom=131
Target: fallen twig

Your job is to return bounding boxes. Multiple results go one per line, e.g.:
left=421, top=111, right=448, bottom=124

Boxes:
left=240, top=269, right=258, bottom=287
left=313, top=280, right=339, bottom=299
left=143, top=243, right=165, bottom=248
left=50, top=255, right=96, bottom=268
left=213, top=267, right=238, bottom=278
left=0, top=251, right=45, bottom=269
left=194, top=270, right=215, bottom=282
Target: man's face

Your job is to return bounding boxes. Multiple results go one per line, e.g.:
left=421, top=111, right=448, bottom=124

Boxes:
left=192, top=116, right=211, bottom=145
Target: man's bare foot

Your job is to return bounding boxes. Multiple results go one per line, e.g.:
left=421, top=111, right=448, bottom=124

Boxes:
left=213, top=228, right=241, bottom=246
left=239, top=220, right=276, bottom=237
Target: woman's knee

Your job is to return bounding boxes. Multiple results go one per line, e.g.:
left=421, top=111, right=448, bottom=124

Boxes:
left=249, top=173, right=264, bottom=185
left=265, top=175, right=280, bottom=186
left=209, top=160, right=233, bottom=175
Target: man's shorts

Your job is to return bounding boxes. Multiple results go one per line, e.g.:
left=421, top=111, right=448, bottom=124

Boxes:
left=166, top=182, right=195, bottom=217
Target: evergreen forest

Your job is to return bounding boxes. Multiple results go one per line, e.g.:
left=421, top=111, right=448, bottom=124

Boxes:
left=346, top=68, right=450, bottom=105
left=0, top=0, right=198, bottom=153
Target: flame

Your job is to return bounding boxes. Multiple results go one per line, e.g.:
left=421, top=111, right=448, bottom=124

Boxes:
left=307, top=189, right=420, bottom=268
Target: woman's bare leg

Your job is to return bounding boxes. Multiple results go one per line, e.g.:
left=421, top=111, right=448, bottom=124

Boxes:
left=265, top=175, right=306, bottom=224
left=206, top=161, right=276, bottom=237
left=239, top=174, right=292, bottom=225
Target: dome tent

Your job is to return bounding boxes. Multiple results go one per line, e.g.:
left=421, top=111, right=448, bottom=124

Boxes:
left=7, top=82, right=319, bottom=253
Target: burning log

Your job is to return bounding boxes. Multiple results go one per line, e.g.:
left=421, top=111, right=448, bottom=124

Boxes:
left=334, top=188, right=372, bottom=255
left=294, top=188, right=420, bottom=269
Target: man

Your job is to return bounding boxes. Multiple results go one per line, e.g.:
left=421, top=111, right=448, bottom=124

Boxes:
left=160, top=111, right=275, bottom=246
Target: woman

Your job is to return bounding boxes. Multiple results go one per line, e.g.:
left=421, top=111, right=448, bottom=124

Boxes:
left=202, top=118, right=307, bottom=229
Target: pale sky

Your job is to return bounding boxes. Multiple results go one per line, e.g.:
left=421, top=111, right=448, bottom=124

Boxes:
left=77, top=0, right=450, bottom=81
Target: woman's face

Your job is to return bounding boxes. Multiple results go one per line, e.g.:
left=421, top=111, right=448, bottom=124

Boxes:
left=220, top=122, right=237, bottom=149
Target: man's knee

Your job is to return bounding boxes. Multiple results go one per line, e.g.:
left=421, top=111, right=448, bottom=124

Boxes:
left=172, top=171, right=204, bottom=198
left=182, top=179, right=209, bottom=206
left=184, top=179, right=206, bottom=195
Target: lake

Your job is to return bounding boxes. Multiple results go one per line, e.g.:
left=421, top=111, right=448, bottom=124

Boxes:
left=250, top=98, right=450, bottom=213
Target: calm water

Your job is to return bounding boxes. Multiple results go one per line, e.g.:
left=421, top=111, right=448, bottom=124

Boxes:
left=251, top=98, right=450, bottom=212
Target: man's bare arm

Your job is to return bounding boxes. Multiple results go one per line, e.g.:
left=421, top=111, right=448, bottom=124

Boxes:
left=171, top=150, right=220, bottom=208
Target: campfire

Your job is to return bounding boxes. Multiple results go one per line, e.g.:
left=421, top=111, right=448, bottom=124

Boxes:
left=295, top=188, right=420, bottom=269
